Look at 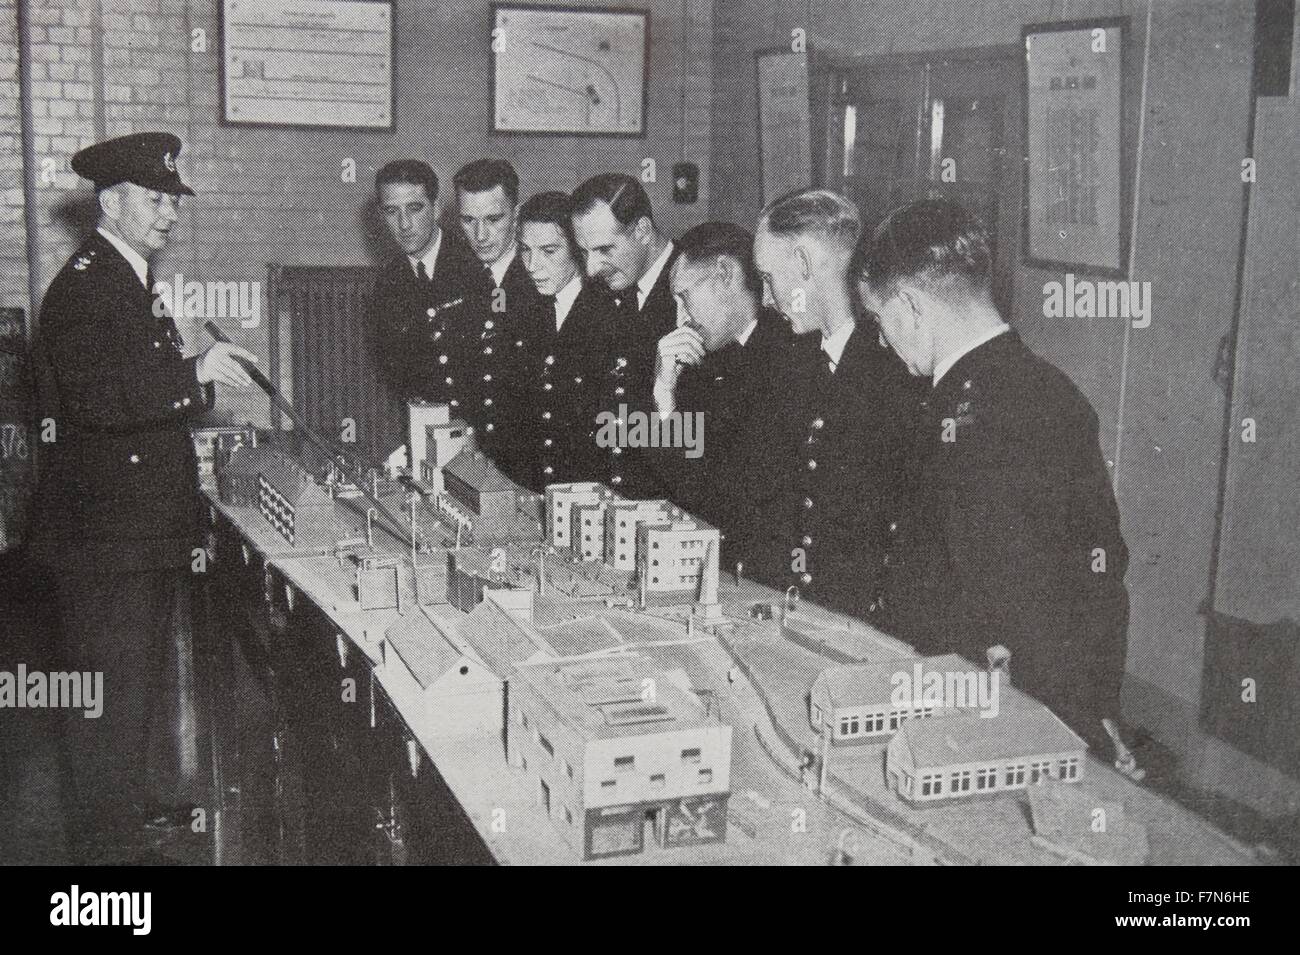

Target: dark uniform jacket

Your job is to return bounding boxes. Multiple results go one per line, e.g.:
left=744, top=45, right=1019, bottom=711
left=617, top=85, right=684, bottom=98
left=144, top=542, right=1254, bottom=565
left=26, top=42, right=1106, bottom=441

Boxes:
left=513, top=279, right=619, bottom=493
left=644, top=307, right=796, bottom=563
left=759, top=322, right=920, bottom=617
left=879, top=329, right=1129, bottom=739
left=27, top=231, right=214, bottom=572
left=584, top=244, right=681, bottom=498
left=371, top=231, right=484, bottom=421
left=471, top=251, right=541, bottom=487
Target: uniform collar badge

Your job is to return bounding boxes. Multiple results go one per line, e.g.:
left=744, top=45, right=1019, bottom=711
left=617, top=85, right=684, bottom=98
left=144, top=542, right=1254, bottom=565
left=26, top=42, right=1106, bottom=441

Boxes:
left=163, top=151, right=176, bottom=172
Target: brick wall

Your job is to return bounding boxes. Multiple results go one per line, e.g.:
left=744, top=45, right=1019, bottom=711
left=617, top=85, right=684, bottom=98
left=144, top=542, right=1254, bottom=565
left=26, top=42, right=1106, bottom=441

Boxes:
left=2, top=0, right=714, bottom=429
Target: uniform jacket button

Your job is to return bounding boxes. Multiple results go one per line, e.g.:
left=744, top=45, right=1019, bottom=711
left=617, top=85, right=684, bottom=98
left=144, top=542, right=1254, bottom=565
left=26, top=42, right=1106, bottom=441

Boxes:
left=801, top=535, right=813, bottom=547
left=807, top=459, right=817, bottom=470
left=812, top=418, right=824, bottom=429
left=800, top=573, right=812, bottom=585
left=542, top=411, right=552, bottom=420
left=803, top=497, right=814, bottom=509
left=129, top=453, right=140, bottom=463
left=439, top=355, right=448, bottom=364
left=182, top=396, right=191, bottom=406
left=544, top=382, right=553, bottom=391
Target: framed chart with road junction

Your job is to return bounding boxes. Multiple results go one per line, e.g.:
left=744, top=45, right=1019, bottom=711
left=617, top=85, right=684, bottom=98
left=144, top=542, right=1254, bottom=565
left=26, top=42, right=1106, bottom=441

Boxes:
left=492, top=4, right=649, bottom=136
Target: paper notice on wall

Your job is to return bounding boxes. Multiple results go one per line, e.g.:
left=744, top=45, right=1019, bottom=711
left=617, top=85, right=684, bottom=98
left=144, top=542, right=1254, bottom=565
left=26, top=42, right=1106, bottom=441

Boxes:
left=223, top=0, right=392, bottom=128
left=758, top=51, right=812, bottom=207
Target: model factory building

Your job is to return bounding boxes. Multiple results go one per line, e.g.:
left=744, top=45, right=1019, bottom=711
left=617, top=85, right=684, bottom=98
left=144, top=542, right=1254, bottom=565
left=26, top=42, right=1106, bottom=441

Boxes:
left=507, top=656, right=732, bottom=860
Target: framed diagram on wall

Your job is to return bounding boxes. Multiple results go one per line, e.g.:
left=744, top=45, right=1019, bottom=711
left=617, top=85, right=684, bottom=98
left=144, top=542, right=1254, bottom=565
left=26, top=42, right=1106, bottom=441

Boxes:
left=220, top=0, right=395, bottom=129
left=1022, top=18, right=1128, bottom=275
left=491, top=4, right=649, bottom=136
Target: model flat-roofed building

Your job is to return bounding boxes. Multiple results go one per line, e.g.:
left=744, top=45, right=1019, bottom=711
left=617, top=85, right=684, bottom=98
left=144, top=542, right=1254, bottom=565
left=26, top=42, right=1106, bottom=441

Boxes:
left=603, top=499, right=681, bottom=571
left=508, top=655, right=732, bottom=860
left=637, top=519, right=719, bottom=602
left=886, top=704, right=1087, bottom=804
left=544, top=481, right=612, bottom=550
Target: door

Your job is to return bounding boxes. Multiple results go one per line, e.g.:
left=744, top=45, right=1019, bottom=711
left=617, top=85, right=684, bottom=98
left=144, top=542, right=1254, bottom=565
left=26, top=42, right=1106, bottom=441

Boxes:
left=827, top=50, right=1022, bottom=312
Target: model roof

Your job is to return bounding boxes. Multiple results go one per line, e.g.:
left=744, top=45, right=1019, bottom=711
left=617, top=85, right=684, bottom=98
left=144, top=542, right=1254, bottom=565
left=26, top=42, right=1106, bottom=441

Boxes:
left=386, top=606, right=489, bottom=690
left=444, top=450, right=517, bottom=494
left=512, top=654, right=716, bottom=741
left=893, top=705, right=1086, bottom=769
left=812, top=654, right=1016, bottom=710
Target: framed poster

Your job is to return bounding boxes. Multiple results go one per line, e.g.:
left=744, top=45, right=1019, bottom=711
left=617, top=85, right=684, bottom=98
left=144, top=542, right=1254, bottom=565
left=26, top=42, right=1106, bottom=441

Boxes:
left=492, top=4, right=649, bottom=136
left=221, top=0, right=394, bottom=130
left=756, top=48, right=812, bottom=206
left=1022, top=18, right=1128, bottom=275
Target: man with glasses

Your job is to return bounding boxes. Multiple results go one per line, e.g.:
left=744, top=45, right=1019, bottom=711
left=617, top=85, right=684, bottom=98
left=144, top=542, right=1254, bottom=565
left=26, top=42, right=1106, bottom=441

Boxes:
left=27, top=132, right=255, bottom=862
left=854, top=197, right=1129, bottom=748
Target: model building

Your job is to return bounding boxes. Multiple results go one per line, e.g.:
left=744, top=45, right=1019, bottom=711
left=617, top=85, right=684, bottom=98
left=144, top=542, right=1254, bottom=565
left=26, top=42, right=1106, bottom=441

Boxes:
left=886, top=703, right=1087, bottom=804
left=507, top=655, right=732, bottom=860
left=809, top=653, right=1010, bottom=744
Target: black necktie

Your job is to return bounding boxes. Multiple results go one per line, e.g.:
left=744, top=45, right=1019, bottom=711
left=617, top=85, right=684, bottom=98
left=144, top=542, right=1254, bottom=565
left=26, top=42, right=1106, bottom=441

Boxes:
left=417, top=260, right=430, bottom=284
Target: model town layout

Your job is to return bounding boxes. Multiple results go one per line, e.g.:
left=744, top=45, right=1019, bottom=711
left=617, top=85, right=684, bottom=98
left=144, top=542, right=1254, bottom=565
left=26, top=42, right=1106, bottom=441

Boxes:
left=189, top=403, right=1241, bottom=866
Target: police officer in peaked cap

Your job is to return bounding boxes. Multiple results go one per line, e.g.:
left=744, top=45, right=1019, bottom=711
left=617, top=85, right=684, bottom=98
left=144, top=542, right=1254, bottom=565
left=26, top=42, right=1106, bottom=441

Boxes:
left=27, top=132, right=255, bottom=863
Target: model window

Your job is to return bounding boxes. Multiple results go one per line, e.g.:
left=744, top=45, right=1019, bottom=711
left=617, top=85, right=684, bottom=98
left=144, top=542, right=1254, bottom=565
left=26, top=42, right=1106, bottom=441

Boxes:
left=614, top=755, right=634, bottom=771
left=564, top=807, right=573, bottom=825
left=681, top=748, right=701, bottom=764
left=1060, top=757, right=1079, bottom=780
left=839, top=716, right=859, bottom=737
left=538, top=734, right=554, bottom=757
left=1030, top=760, right=1052, bottom=783
left=811, top=705, right=822, bottom=725
left=951, top=770, right=971, bottom=792
left=650, top=774, right=665, bottom=789
left=976, top=767, right=997, bottom=790
left=888, top=711, right=902, bottom=730
left=600, top=779, right=616, bottom=790
left=920, top=774, right=942, bottom=797
left=698, top=769, right=713, bottom=784
left=1006, top=764, right=1026, bottom=786
left=564, top=760, right=574, bottom=779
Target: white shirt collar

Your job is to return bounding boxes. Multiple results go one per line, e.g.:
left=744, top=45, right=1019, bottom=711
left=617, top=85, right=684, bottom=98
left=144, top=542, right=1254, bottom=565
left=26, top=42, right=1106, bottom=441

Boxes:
left=554, top=274, right=582, bottom=331
left=820, top=321, right=854, bottom=372
left=636, top=239, right=674, bottom=310
left=488, top=246, right=516, bottom=288
left=407, top=228, right=442, bottom=280
left=735, top=318, right=759, bottom=347
left=933, top=324, right=1010, bottom=386
left=97, top=227, right=150, bottom=289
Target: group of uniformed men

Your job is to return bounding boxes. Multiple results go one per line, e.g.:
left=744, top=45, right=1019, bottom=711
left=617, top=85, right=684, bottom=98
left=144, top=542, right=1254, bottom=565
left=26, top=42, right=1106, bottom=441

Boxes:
left=25, top=132, right=1129, bottom=862
left=368, top=156, right=1131, bottom=753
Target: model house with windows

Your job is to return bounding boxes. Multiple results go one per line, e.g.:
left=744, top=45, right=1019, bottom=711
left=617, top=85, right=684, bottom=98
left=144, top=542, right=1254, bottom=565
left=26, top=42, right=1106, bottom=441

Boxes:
left=507, top=655, right=732, bottom=860
left=256, top=447, right=338, bottom=548
left=636, top=519, right=720, bottom=604
left=603, top=499, right=682, bottom=571
left=809, top=654, right=1011, bottom=745
left=215, top=440, right=271, bottom=507
left=441, top=449, right=525, bottom=541
left=570, top=499, right=616, bottom=562
left=886, top=703, right=1087, bottom=804
left=544, top=481, right=612, bottom=550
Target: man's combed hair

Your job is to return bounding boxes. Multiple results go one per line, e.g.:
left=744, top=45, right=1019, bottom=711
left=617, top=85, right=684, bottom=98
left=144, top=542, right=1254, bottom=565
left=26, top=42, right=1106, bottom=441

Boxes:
left=571, top=173, right=654, bottom=228
left=853, top=197, right=992, bottom=300
left=454, top=158, right=520, bottom=206
left=375, top=159, right=439, bottom=203
left=757, top=188, right=860, bottom=252
left=677, top=221, right=762, bottom=298
left=518, top=191, right=577, bottom=249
